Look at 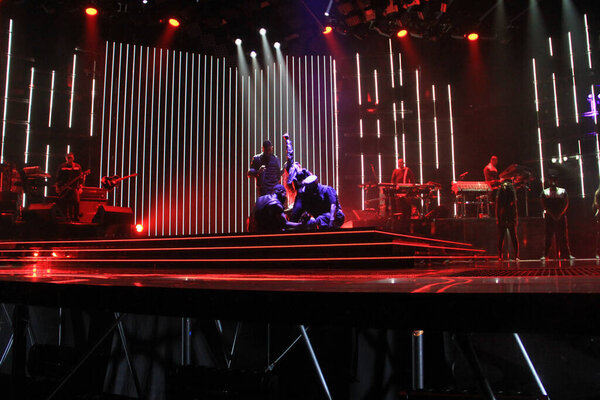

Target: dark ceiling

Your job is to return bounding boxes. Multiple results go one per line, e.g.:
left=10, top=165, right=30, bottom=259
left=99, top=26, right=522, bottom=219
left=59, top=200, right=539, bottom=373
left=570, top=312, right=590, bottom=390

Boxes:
left=0, top=0, right=598, bottom=57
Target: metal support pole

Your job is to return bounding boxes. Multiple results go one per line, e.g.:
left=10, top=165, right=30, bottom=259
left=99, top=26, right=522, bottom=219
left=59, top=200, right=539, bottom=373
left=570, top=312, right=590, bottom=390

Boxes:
left=184, top=317, right=192, bottom=365
left=453, top=333, right=497, bottom=400
left=412, top=330, right=424, bottom=390
left=115, top=312, right=143, bottom=399
left=513, top=333, right=550, bottom=399
left=299, top=325, right=332, bottom=400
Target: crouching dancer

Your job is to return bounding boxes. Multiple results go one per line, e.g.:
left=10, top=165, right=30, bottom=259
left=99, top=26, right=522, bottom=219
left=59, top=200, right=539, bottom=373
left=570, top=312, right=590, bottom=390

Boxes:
left=290, top=175, right=345, bottom=230
left=249, top=184, right=307, bottom=232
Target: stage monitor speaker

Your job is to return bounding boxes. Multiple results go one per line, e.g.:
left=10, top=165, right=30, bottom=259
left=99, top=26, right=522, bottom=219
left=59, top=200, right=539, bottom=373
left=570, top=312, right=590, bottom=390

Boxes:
left=92, top=205, right=133, bottom=226
left=23, top=203, right=61, bottom=223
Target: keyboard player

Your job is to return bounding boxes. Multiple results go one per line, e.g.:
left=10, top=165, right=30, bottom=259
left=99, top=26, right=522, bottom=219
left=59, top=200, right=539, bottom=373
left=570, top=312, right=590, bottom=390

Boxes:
left=390, top=158, right=414, bottom=231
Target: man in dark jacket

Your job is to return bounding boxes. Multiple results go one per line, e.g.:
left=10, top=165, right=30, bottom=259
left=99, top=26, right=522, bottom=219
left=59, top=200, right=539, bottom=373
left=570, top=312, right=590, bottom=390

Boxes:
left=247, top=140, right=282, bottom=196
left=291, top=175, right=344, bottom=229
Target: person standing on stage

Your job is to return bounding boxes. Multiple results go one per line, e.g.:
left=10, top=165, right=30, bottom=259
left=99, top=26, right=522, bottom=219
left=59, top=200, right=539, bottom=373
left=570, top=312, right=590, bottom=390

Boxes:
left=483, top=156, right=499, bottom=184
left=247, top=140, right=282, bottom=197
left=496, top=179, right=519, bottom=260
left=391, top=158, right=415, bottom=184
left=290, top=175, right=344, bottom=229
left=593, top=182, right=600, bottom=258
left=55, top=153, right=84, bottom=221
left=540, top=174, right=573, bottom=260
left=282, top=132, right=312, bottom=207
left=248, top=184, right=307, bottom=232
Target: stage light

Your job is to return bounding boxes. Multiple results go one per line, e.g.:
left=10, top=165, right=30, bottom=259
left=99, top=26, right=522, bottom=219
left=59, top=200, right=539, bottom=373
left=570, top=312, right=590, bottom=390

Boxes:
left=274, top=42, right=280, bottom=49
left=33, top=252, right=39, bottom=257
left=250, top=51, right=257, bottom=58
left=136, top=224, right=144, bottom=233
left=467, top=32, right=479, bottom=41
left=397, top=29, right=408, bottom=38
left=235, top=38, right=242, bottom=46
left=85, top=7, right=98, bottom=16
left=168, top=18, right=180, bottom=27
left=259, top=28, right=267, bottom=35
left=51, top=252, right=58, bottom=257
left=323, top=26, right=333, bottom=35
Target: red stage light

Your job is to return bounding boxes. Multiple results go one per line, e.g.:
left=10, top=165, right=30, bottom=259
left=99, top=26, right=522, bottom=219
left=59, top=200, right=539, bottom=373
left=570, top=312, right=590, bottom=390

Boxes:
left=467, top=32, right=479, bottom=41
left=323, top=26, right=333, bottom=35
left=136, top=224, right=144, bottom=233
left=168, top=18, right=180, bottom=27
left=85, top=7, right=98, bottom=16
left=397, top=29, right=408, bottom=38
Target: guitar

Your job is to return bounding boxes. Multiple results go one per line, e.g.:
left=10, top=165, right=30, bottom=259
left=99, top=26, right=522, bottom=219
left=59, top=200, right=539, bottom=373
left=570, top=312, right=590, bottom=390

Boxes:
left=101, top=173, right=138, bottom=191
left=56, top=169, right=90, bottom=198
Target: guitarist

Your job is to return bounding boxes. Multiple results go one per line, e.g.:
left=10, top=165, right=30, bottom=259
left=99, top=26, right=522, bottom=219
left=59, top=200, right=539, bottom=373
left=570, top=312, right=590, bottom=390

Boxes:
left=55, top=153, right=85, bottom=221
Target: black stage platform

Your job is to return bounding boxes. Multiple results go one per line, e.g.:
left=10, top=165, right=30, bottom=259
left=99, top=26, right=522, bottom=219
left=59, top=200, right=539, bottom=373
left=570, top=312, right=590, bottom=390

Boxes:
left=0, top=229, right=598, bottom=333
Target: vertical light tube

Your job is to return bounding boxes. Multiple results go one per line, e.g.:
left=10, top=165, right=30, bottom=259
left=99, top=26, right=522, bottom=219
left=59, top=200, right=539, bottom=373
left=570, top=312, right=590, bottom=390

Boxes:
left=392, top=102, right=399, bottom=161
left=376, top=119, right=381, bottom=139
left=552, top=73, right=560, bottom=127
left=548, top=37, right=553, bottom=57
left=175, top=51, right=183, bottom=235
left=188, top=54, right=195, bottom=234
left=578, top=140, right=585, bottom=197
left=568, top=32, right=579, bottom=124
left=398, top=53, right=403, bottom=87
left=221, top=60, right=225, bottom=233
left=432, top=84, right=440, bottom=205
left=448, top=85, right=457, bottom=216
left=360, top=153, right=365, bottom=210
left=113, top=43, right=123, bottom=197
left=228, top=68, right=232, bottom=233
left=374, top=69, right=379, bottom=104
left=148, top=48, right=156, bottom=235
left=161, top=49, right=169, bottom=236
left=235, top=72, right=239, bottom=233
left=317, top=56, right=322, bottom=180
left=89, top=73, right=96, bottom=136
left=169, top=51, right=176, bottom=235
left=305, top=56, right=310, bottom=169
left=103, top=43, right=116, bottom=181
left=247, top=75, right=251, bottom=226
left=389, top=38, right=395, bottom=88
left=401, top=101, right=406, bottom=161
left=596, top=133, right=600, bottom=177
left=126, top=47, right=136, bottom=208
left=1, top=19, right=13, bottom=164
left=44, top=145, right=50, bottom=197
left=591, top=84, right=598, bottom=125
left=558, top=143, right=563, bottom=163
left=311, top=56, right=317, bottom=176
left=141, top=47, right=150, bottom=233
left=202, top=55, right=207, bottom=234
left=432, top=85, right=439, bottom=169
left=532, top=59, right=545, bottom=184
left=133, top=47, right=142, bottom=223
left=359, top=119, right=363, bottom=138
left=415, top=70, right=423, bottom=184
left=378, top=153, right=382, bottom=183
left=24, top=68, right=35, bottom=164
left=154, top=49, right=163, bottom=236
left=68, top=53, right=77, bottom=128
left=333, top=59, right=340, bottom=193
left=182, top=52, right=188, bottom=235
left=49, top=70, right=56, bottom=127
left=584, top=14, right=593, bottom=69
left=99, top=41, right=108, bottom=176
left=196, top=54, right=202, bottom=234
left=208, top=57, right=216, bottom=234
left=356, top=53, right=361, bottom=105
left=120, top=44, right=130, bottom=207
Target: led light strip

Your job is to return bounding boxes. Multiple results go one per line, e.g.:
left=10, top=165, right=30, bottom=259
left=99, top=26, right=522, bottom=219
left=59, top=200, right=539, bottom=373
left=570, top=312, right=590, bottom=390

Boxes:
left=221, top=60, right=226, bottom=233
left=356, top=53, right=362, bottom=105
left=49, top=70, right=55, bottom=127
left=202, top=54, right=207, bottom=234
left=584, top=14, right=592, bottom=69
left=113, top=43, right=123, bottom=202
left=44, top=145, right=50, bottom=197
left=333, top=59, right=340, bottom=193
left=432, top=85, right=440, bottom=206
left=568, top=32, right=579, bottom=124
left=141, top=47, right=150, bottom=232
left=99, top=42, right=109, bottom=180
left=68, top=53, right=77, bottom=128
left=389, top=38, right=395, bottom=88
left=415, top=70, right=423, bottom=184
left=90, top=68, right=96, bottom=137
left=175, top=51, right=183, bottom=235
left=317, top=57, right=322, bottom=180
left=532, top=59, right=545, bottom=184
left=0, top=19, right=13, bottom=164
left=578, top=140, right=585, bottom=197
left=126, top=46, right=135, bottom=208
left=448, top=85, right=457, bottom=216
left=552, top=73, right=559, bottom=127
left=548, top=37, right=553, bottom=57
left=104, top=42, right=116, bottom=181
left=133, top=47, right=143, bottom=222
left=361, top=153, right=365, bottom=210
left=24, top=67, right=35, bottom=164
left=119, top=44, right=130, bottom=206
left=557, top=143, right=562, bottom=164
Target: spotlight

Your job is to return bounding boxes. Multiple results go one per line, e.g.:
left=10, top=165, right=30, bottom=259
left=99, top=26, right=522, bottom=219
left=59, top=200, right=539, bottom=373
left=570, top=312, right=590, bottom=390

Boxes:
left=135, top=224, right=144, bottom=233
left=142, top=0, right=148, bottom=3
left=274, top=42, right=281, bottom=49
left=168, top=18, right=180, bottom=27
left=467, top=32, right=479, bottom=41
left=323, top=26, right=333, bottom=35
left=85, top=7, right=98, bottom=16
left=235, top=38, right=242, bottom=46
left=397, top=29, right=408, bottom=38
left=324, top=11, right=329, bottom=16
left=259, top=28, right=267, bottom=35
left=250, top=51, right=257, bottom=58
